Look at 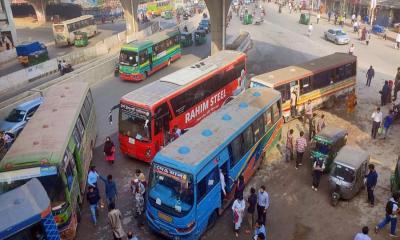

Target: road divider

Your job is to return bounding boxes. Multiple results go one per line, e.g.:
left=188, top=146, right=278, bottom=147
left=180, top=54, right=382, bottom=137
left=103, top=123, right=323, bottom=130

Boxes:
left=226, top=31, right=252, bottom=53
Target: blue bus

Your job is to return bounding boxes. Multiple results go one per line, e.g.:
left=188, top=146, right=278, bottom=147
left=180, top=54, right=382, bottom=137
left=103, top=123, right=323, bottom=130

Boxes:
left=146, top=88, right=283, bottom=239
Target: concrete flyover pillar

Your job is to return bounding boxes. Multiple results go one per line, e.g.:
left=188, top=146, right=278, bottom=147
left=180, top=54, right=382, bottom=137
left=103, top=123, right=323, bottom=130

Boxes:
left=120, top=0, right=140, bottom=38
left=205, top=0, right=232, bottom=55
left=25, top=0, right=46, bottom=24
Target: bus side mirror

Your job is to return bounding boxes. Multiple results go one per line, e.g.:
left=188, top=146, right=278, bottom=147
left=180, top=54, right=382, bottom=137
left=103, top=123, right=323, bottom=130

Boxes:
left=108, top=112, right=113, bottom=125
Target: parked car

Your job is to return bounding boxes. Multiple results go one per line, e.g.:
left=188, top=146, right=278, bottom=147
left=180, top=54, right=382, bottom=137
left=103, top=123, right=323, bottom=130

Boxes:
left=324, top=29, right=350, bottom=45
left=0, top=97, right=44, bottom=136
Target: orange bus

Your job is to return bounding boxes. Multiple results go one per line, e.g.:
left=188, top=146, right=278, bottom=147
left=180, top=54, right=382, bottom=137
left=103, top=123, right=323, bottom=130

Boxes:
left=118, top=50, right=247, bottom=162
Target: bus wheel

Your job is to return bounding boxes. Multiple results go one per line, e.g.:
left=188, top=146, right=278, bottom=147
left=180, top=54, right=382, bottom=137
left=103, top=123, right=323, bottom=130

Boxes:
left=207, top=210, right=218, bottom=230
left=143, top=71, right=148, bottom=80
left=325, top=96, right=336, bottom=109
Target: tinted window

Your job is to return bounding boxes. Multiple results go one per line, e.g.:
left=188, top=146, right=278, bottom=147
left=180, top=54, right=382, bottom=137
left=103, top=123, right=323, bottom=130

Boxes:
left=197, top=167, right=219, bottom=203
left=242, top=126, right=254, bottom=154
left=275, top=83, right=290, bottom=102
left=230, top=134, right=244, bottom=166
left=337, top=66, right=346, bottom=81
left=263, top=109, right=272, bottom=132
left=272, top=101, right=281, bottom=122
left=312, top=70, right=331, bottom=89
left=252, top=115, right=265, bottom=143
left=300, top=77, right=312, bottom=94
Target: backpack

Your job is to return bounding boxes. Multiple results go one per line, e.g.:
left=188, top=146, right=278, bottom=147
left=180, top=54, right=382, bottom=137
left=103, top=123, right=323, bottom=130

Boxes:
left=386, top=201, right=396, bottom=215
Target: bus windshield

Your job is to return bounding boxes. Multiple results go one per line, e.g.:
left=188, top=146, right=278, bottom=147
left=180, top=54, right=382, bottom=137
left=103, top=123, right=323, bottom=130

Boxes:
left=331, top=163, right=355, bottom=183
left=119, top=103, right=151, bottom=141
left=0, top=174, right=66, bottom=206
left=148, top=164, right=194, bottom=217
left=119, top=50, right=138, bottom=66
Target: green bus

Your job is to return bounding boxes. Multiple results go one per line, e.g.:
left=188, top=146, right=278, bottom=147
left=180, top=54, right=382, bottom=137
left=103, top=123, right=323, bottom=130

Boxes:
left=118, top=28, right=181, bottom=81
left=146, top=0, right=173, bottom=16
left=0, top=81, right=97, bottom=240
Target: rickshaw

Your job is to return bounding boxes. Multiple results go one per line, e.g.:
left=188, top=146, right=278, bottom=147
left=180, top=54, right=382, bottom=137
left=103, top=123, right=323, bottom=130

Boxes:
left=195, top=30, right=206, bottom=45
left=329, top=146, right=369, bottom=206
left=243, top=12, right=253, bottom=25
left=180, top=32, right=193, bottom=47
left=16, top=42, right=48, bottom=67
left=310, top=126, right=348, bottom=172
left=390, top=156, right=400, bottom=194
left=74, top=31, right=88, bottom=47
left=299, top=13, right=310, bottom=25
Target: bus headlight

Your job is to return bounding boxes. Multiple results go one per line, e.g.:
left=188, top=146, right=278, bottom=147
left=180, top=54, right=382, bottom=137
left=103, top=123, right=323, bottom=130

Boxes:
left=145, top=148, right=151, bottom=158
left=176, top=221, right=196, bottom=233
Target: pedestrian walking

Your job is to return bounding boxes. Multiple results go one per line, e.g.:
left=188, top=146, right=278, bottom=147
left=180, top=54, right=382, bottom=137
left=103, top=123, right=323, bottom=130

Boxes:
left=100, top=174, right=118, bottom=209
left=334, top=13, right=338, bottom=25
left=58, top=60, right=62, bottom=72
left=88, top=165, right=99, bottom=188
left=328, top=11, right=332, bottom=22
left=108, top=203, right=126, bottom=240
left=316, top=12, right=320, bottom=24
left=104, top=136, right=116, bottom=164
left=383, top=110, right=394, bottom=139
left=312, top=157, right=325, bottom=191
left=133, top=169, right=147, bottom=188
left=393, top=67, right=400, bottom=101
left=347, top=89, right=357, bottom=113
left=232, top=195, right=246, bottom=237
left=365, top=164, right=378, bottom=206
left=317, top=114, right=326, bottom=133
left=365, top=30, right=370, bottom=45
left=235, top=175, right=245, bottom=199
left=353, top=21, right=359, bottom=33
left=304, top=100, right=313, bottom=124
left=253, top=220, right=266, bottom=240
left=361, top=27, right=367, bottom=41
left=309, top=113, right=317, bottom=140
left=307, top=23, right=313, bottom=37
left=380, top=81, right=390, bottom=106
left=127, top=231, right=139, bottom=240
left=86, top=186, right=101, bottom=225
left=295, top=131, right=307, bottom=169
left=354, top=226, right=371, bottom=240
left=256, top=186, right=269, bottom=225
left=366, top=66, right=375, bottom=87
left=132, top=178, right=145, bottom=228
left=388, top=80, right=393, bottom=104
left=375, top=193, right=400, bottom=237
left=371, top=107, right=383, bottom=139
left=351, top=13, right=356, bottom=24
left=395, top=32, right=400, bottom=49
left=285, top=129, right=294, bottom=162
left=290, top=90, right=298, bottom=117
left=245, top=187, right=257, bottom=233
left=349, top=44, right=355, bottom=55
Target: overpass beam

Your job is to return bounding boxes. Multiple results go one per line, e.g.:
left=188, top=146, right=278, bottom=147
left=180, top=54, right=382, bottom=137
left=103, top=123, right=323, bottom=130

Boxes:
left=120, top=0, right=140, bottom=37
left=26, top=0, right=46, bottom=24
left=205, top=0, right=231, bottom=55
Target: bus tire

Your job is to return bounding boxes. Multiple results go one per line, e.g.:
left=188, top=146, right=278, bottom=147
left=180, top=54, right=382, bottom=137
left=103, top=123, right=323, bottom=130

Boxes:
left=324, top=96, right=336, bottom=109
left=143, top=71, right=148, bottom=80
left=207, top=210, right=218, bottom=230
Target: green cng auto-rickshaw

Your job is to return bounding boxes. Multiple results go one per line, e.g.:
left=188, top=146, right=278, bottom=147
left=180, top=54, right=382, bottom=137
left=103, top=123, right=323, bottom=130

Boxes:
left=180, top=32, right=193, bottom=47
left=310, top=126, right=348, bottom=172
left=299, top=13, right=310, bottom=25
left=74, top=31, right=88, bottom=47
left=163, top=10, right=173, bottom=19
left=243, top=12, right=253, bottom=25
left=329, top=146, right=369, bottom=206
left=195, top=30, right=206, bottom=45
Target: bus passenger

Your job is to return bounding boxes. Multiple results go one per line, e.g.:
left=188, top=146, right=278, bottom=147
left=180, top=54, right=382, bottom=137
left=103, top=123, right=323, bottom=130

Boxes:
left=290, top=90, right=297, bottom=117
left=219, top=168, right=227, bottom=201
left=304, top=100, right=313, bottom=125
left=174, top=125, right=182, bottom=137
left=232, top=195, right=246, bottom=237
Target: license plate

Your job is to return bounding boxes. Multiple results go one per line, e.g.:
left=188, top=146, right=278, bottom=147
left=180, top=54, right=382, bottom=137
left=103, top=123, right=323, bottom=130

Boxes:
left=158, top=212, right=172, bottom=223
left=128, top=137, right=135, bottom=144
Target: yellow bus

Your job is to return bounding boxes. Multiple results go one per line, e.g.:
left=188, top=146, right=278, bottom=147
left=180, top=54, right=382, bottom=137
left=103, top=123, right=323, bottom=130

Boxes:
left=250, top=53, right=356, bottom=121
left=53, top=15, right=97, bottom=46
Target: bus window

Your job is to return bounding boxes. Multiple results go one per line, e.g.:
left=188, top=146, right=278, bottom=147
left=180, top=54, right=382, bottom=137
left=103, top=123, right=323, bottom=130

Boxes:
left=344, top=63, right=355, bottom=78
left=312, top=70, right=331, bottom=89
left=300, top=77, right=312, bottom=95
left=229, top=134, right=244, bottom=166
left=263, top=108, right=272, bottom=132
left=196, top=167, right=219, bottom=204
left=275, top=83, right=290, bottom=103
left=242, top=126, right=254, bottom=154
left=139, top=50, right=148, bottom=64
left=336, top=66, right=346, bottom=81
left=272, top=101, right=281, bottom=122
left=252, top=114, right=265, bottom=143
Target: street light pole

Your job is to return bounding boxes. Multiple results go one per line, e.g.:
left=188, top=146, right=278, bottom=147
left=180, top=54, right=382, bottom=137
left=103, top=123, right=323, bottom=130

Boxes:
left=222, top=0, right=226, bottom=50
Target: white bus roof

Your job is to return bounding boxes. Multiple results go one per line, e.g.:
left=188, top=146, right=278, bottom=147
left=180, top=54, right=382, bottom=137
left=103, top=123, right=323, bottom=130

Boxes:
left=155, top=88, right=281, bottom=172
left=54, top=15, right=94, bottom=25
left=121, top=50, right=245, bottom=107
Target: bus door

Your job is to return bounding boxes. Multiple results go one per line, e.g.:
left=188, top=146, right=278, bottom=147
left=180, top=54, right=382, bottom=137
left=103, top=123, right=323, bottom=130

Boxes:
left=154, top=102, right=171, bottom=147
left=148, top=47, right=153, bottom=71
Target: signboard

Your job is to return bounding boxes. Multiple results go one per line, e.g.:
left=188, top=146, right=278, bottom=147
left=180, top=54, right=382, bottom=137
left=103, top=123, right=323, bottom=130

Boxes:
left=120, top=103, right=150, bottom=120
left=153, top=164, right=187, bottom=183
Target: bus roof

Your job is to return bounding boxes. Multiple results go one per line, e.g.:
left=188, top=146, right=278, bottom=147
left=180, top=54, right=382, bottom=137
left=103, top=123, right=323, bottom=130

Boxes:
left=251, top=52, right=356, bottom=87
left=0, top=81, right=89, bottom=171
left=0, top=178, right=49, bottom=239
left=121, top=50, right=246, bottom=107
left=55, top=15, right=94, bottom=25
left=122, top=28, right=180, bottom=51
left=154, top=88, right=281, bottom=173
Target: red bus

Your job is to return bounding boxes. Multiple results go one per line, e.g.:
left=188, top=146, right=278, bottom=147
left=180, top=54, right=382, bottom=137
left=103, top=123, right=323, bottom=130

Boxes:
left=118, top=50, right=247, bottom=162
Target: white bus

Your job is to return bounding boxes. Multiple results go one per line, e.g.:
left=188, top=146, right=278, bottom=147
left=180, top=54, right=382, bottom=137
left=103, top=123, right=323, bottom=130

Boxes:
left=52, top=15, right=97, bottom=46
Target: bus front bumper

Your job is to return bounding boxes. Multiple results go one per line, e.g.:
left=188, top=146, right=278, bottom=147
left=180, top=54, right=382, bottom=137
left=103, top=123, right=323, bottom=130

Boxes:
left=146, top=212, right=196, bottom=240
left=119, top=72, right=144, bottom=81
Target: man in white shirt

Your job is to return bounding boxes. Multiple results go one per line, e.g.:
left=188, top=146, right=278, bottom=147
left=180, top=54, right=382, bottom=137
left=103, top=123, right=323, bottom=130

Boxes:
left=257, top=186, right=269, bottom=225
left=371, top=107, right=383, bottom=139
left=396, top=33, right=400, bottom=49
left=304, top=100, right=313, bottom=124
left=354, top=226, right=371, bottom=240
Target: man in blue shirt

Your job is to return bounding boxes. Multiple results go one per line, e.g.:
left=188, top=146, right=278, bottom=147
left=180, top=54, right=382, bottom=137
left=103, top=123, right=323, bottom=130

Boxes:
left=365, top=164, right=378, bottom=207
left=254, top=219, right=266, bottom=240
left=100, top=174, right=118, bottom=209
